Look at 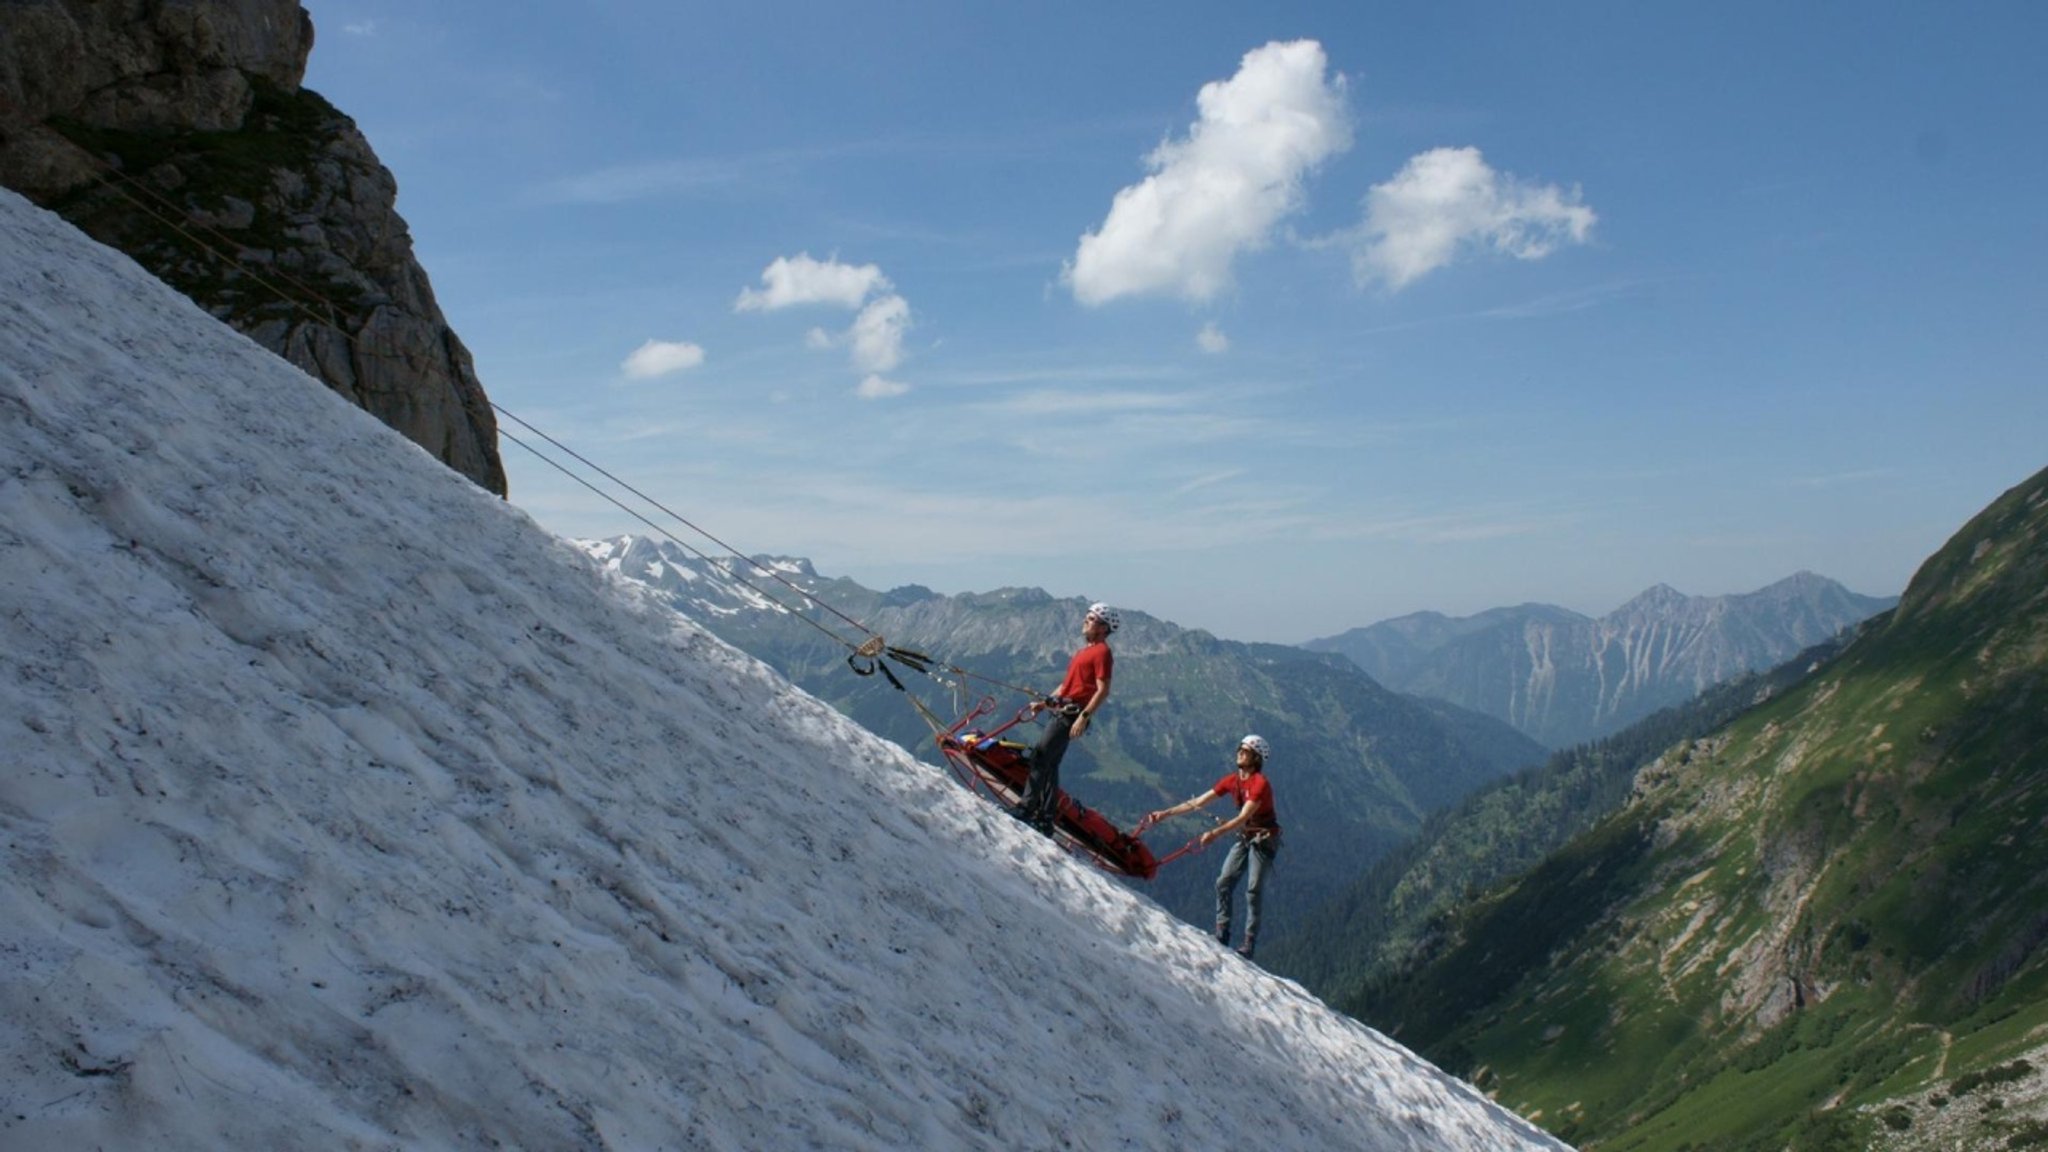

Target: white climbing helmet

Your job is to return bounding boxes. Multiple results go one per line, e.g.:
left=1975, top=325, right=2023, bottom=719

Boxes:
left=1085, top=602, right=1120, bottom=633
left=1239, top=734, right=1271, bottom=765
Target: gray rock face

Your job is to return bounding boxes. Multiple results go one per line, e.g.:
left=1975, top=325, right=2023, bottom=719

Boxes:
left=0, top=0, right=506, bottom=496
left=1306, top=572, right=1898, bottom=749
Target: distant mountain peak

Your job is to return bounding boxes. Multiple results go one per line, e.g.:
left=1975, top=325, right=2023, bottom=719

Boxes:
left=1305, top=574, right=1895, bottom=748
left=879, top=583, right=939, bottom=608
left=750, top=554, right=817, bottom=578
left=1612, top=582, right=1691, bottom=615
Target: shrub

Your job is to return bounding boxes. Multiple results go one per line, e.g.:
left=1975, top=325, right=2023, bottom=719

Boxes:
left=1954, top=1060, right=2036, bottom=1097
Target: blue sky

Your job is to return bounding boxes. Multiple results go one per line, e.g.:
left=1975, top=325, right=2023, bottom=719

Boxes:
left=299, top=1, right=2048, bottom=643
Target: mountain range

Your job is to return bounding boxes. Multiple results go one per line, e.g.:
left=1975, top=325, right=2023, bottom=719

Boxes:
left=1305, top=574, right=1896, bottom=749
left=1349, top=462, right=2048, bottom=1150
left=1268, top=626, right=1864, bottom=1010
left=575, top=535, right=1549, bottom=947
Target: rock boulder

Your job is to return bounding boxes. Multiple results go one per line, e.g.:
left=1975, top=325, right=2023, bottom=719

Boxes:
left=0, top=0, right=506, bottom=495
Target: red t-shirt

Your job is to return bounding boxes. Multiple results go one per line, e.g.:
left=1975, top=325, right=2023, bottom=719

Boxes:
left=1055, top=641, right=1113, bottom=704
left=1212, top=770, right=1279, bottom=832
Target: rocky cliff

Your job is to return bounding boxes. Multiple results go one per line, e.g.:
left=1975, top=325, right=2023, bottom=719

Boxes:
left=1308, top=573, right=1896, bottom=749
left=0, top=0, right=505, bottom=495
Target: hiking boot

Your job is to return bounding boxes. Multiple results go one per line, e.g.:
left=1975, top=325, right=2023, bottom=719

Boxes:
left=1235, top=943, right=1256, bottom=960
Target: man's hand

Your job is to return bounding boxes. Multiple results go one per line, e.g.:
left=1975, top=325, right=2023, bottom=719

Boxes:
left=1069, top=713, right=1089, bottom=739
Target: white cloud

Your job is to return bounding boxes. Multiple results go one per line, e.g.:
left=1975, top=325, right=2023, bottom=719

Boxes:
left=343, top=20, right=378, bottom=36
left=848, top=294, right=910, bottom=374
left=620, top=339, right=706, bottom=380
left=1196, top=322, right=1230, bottom=354
left=1351, top=147, right=1595, bottom=290
left=1067, top=40, right=1351, bottom=306
left=737, top=254, right=915, bottom=384
left=734, top=253, right=892, bottom=312
left=855, top=375, right=911, bottom=400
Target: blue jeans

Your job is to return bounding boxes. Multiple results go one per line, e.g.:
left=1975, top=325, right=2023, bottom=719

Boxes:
left=1215, top=834, right=1278, bottom=948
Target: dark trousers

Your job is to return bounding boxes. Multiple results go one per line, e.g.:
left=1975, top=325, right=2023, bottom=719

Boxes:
left=1017, top=706, right=1074, bottom=824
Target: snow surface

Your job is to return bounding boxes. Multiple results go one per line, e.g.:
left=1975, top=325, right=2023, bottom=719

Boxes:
left=0, top=189, right=1569, bottom=1151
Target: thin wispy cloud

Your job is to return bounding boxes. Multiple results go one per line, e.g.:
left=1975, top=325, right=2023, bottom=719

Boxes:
left=1067, top=40, right=1352, bottom=305
left=537, top=158, right=787, bottom=205
left=538, top=121, right=1146, bottom=210
left=855, top=375, right=910, bottom=400
left=531, top=384, right=1559, bottom=580
left=1787, top=468, right=1897, bottom=488
left=986, top=408, right=1309, bottom=466
left=1173, top=468, right=1246, bottom=496
left=973, top=388, right=1193, bottom=419
left=545, top=452, right=1570, bottom=575
left=1349, top=147, right=1595, bottom=289
left=532, top=137, right=928, bottom=206
left=1196, top=322, right=1230, bottom=354
left=1291, top=504, right=1584, bottom=545
left=1477, top=280, right=1647, bottom=320
left=931, top=364, right=1188, bottom=389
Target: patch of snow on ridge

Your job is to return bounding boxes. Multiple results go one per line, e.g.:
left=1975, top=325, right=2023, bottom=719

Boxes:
left=0, top=189, right=1570, bottom=1151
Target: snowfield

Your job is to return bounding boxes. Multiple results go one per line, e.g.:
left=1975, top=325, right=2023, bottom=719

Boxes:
left=0, top=188, right=1568, bottom=1151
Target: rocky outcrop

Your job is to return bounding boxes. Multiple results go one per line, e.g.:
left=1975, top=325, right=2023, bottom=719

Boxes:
left=0, top=0, right=506, bottom=495
left=1306, top=573, right=1896, bottom=748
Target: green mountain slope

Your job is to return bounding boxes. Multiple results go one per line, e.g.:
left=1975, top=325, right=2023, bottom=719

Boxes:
left=1349, top=463, right=2048, bottom=1151
left=1267, top=630, right=1859, bottom=1006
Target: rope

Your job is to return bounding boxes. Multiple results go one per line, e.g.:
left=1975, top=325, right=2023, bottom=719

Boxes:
left=62, top=137, right=1042, bottom=710
left=1133, top=812, right=1224, bottom=869
left=1152, top=836, right=1214, bottom=869
left=62, top=138, right=1234, bottom=879
left=77, top=165, right=863, bottom=648
left=496, top=425, right=864, bottom=652
left=489, top=403, right=883, bottom=641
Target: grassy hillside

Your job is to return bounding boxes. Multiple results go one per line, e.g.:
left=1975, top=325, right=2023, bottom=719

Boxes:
left=1350, top=464, right=2048, bottom=1151
left=1266, top=633, right=1859, bottom=1004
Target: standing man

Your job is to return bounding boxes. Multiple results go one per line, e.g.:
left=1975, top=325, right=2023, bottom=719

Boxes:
left=1146, top=734, right=1282, bottom=959
left=1014, top=602, right=1117, bottom=835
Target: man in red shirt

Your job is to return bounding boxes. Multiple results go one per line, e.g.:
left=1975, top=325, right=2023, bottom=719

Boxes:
left=1145, top=734, right=1282, bottom=959
left=1014, top=602, right=1117, bottom=835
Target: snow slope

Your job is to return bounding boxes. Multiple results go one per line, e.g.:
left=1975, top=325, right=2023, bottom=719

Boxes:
left=0, top=188, right=1568, bottom=1151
